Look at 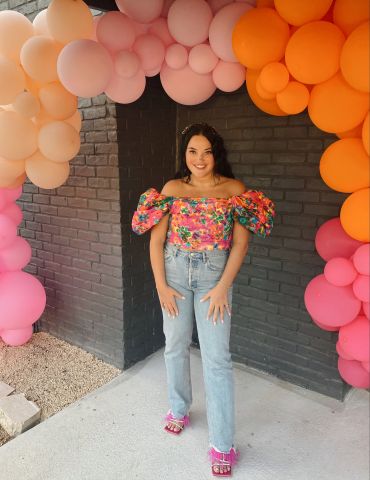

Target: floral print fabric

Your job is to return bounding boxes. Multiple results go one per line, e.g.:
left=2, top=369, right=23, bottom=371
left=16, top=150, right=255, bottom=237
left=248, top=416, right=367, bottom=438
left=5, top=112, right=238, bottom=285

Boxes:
left=132, top=188, right=275, bottom=251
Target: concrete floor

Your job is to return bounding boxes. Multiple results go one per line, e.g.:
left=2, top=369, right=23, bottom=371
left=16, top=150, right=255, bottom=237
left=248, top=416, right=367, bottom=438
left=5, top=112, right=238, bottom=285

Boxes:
left=0, top=348, right=368, bottom=480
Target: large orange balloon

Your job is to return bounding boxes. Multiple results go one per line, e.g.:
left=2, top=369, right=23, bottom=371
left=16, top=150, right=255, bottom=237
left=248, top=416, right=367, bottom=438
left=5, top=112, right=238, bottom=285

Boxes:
left=232, top=8, right=290, bottom=70
left=274, top=0, right=333, bottom=26
left=0, top=156, right=25, bottom=186
left=47, top=0, right=94, bottom=44
left=20, top=36, right=62, bottom=83
left=0, top=54, right=25, bottom=105
left=259, top=62, right=289, bottom=93
left=25, top=151, right=70, bottom=189
left=333, top=0, right=369, bottom=36
left=276, top=81, right=309, bottom=114
left=257, top=0, right=274, bottom=7
left=0, top=11, right=34, bottom=62
left=285, top=21, right=345, bottom=85
left=0, top=111, right=38, bottom=161
left=320, top=139, right=370, bottom=193
left=336, top=123, right=363, bottom=139
left=246, top=68, right=286, bottom=116
left=38, top=82, right=77, bottom=120
left=340, top=22, right=369, bottom=93
left=308, top=73, right=369, bottom=133
left=340, top=188, right=370, bottom=242
left=362, top=112, right=369, bottom=155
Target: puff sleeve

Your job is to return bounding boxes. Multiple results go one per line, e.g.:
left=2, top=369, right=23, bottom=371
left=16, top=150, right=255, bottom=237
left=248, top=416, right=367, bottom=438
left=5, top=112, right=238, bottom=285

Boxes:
left=132, top=188, right=173, bottom=235
left=230, top=190, right=275, bottom=237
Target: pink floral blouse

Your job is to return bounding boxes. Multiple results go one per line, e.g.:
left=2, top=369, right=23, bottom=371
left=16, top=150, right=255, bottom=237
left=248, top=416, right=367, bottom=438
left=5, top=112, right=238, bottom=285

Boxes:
left=132, top=188, right=275, bottom=251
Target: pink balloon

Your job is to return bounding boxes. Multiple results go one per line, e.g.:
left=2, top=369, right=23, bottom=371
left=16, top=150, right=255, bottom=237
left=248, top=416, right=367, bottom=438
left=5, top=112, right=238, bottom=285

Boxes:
left=165, top=43, right=188, bottom=69
left=353, top=244, right=370, bottom=276
left=352, top=275, right=370, bottom=302
left=105, top=68, right=146, bottom=104
left=362, top=361, right=370, bottom=373
left=160, top=63, right=216, bottom=105
left=168, top=0, right=213, bottom=47
left=189, top=43, right=219, bottom=74
left=131, top=20, right=150, bottom=37
left=114, top=50, right=140, bottom=78
left=116, top=0, right=164, bottom=24
left=209, top=2, right=252, bottom=62
left=0, top=214, right=17, bottom=250
left=1, top=186, right=22, bottom=204
left=133, top=34, right=165, bottom=71
left=57, top=40, right=113, bottom=98
left=312, top=316, right=340, bottom=331
left=0, top=203, right=22, bottom=226
left=144, top=66, right=161, bottom=77
left=315, top=218, right=364, bottom=261
left=161, top=0, right=175, bottom=17
left=148, top=17, right=175, bottom=47
left=363, top=302, right=370, bottom=319
left=324, top=257, right=358, bottom=286
left=0, top=271, right=46, bottom=327
left=304, top=274, right=361, bottom=327
left=0, top=326, right=33, bottom=346
left=208, top=0, right=233, bottom=14
left=339, top=315, right=369, bottom=362
left=96, top=11, right=136, bottom=53
left=336, top=341, right=354, bottom=360
left=0, top=237, right=32, bottom=272
left=212, top=60, right=245, bottom=92
left=338, top=356, right=370, bottom=389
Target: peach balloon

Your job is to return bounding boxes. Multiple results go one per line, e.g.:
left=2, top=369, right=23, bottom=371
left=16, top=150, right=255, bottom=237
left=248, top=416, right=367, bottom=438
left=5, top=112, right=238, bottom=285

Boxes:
left=246, top=68, right=286, bottom=116
left=0, top=10, right=34, bottom=62
left=340, top=22, right=369, bottom=93
left=32, top=108, right=55, bottom=128
left=115, top=51, right=140, bottom=78
left=133, top=34, right=165, bottom=72
left=13, top=91, right=40, bottom=118
left=320, top=139, right=370, bottom=193
left=57, top=40, right=114, bottom=98
left=6, top=173, right=26, bottom=189
left=105, top=69, right=146, bottom=104
left=340, top=188, right=370, bottom=242
left=168, top=0, right=213, bottom=47
left=232, top=8, right=290, bottom=70
left=259, top=62, right=289, bottom=93
left=0, top=111, right=38, bottom=161
left=274, top=0, right=333, bottom=26
left=362, top=112, right=369, bottom=155
left=116, top=0, right=164, bottom=24
left=333, top=0, right=369, bottom=36
left=38, top=121, right=80, bottom=163
left=276, top=81, right=310, bottom=114
left=308, top=73, right=369, bottom=133
left=285, top=21, right=345, bottom=85
left=148, top=17, right=175, bottom=47
left=38, top=82, right=77, bottom=120
left=33, top=10, right=50, bottom=36
left=0, top=55, right=26, bottom=105
left=208, top=0, right=233, bottom=13
left=0, top=157, right=25, bottom=185
left=20, top=36, right=62, bottom=83
left=96, top=11, right=136, bottom=53
left=212, top=61, right=245, bottom=92
left=25, top=151, right=70, bottom=189
left=165, top=44, right=188, bottom=70
left=189, top=44, right=219, bottom=75
left=64, top=110, right=82, bottom=132
left=46, top=0, right=94, bottom=44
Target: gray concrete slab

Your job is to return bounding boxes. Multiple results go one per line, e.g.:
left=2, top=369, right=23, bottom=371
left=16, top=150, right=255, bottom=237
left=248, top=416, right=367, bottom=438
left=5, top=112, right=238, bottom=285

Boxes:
left=0, top=348, right=368, bottom=480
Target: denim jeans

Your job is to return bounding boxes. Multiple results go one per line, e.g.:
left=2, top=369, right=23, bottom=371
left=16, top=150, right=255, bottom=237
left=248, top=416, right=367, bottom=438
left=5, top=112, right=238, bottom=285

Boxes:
left=162, top=243, right=234, bottom=452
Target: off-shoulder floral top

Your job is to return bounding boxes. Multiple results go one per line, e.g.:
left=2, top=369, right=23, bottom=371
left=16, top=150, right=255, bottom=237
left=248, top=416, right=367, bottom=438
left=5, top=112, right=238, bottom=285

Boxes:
left=132, top=188, right=275, bottom=251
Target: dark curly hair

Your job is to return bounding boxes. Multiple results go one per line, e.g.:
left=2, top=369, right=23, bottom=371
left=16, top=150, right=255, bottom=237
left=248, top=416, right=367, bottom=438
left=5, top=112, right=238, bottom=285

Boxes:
left=174, top=123, right=234, bottom=182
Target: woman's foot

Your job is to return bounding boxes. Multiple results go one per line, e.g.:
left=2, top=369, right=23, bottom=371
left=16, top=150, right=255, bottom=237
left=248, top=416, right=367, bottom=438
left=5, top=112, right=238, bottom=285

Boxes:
left=164, top=411, right=190, bottom=435
left=209, top=447, right=238, bottom=477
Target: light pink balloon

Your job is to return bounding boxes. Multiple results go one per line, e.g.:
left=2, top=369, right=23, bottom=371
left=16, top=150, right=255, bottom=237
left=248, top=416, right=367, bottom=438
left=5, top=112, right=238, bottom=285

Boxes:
left=315, top=218, right=364, bottom=261
left=0, top=326, right=33, bottom=346
left=339, top=315, right=370, bottom=362
left=160, top=63, right=216, bottom=105
left=116, top=0, right=164, bottom=23
left=148, top=17, right=175, bottom=47
left=363, top=302, right=370, bottom=319
left=96, top=11, right=136, bottom=53
left=1, top=186, right=22, bottom=204
left=208, top=0, right=233, bottom=14
left=188, top=43, right=219, bottom=74
left=336, top=341, right=354, bottom=360
left=352, top=275, right=370, bottom=302
left=0, top=236, right=31, bottom=272
left=209, top=2, right=252, bottom=62
left=133, top=34, right=165, bottom=71
left=105, top=68, right=146, bottom=104
left=168, top=0, right=213, bottom=47
left=0, top=214, right=17, bottom=250
left=0, top=271, right=46, bottom=328
left=0, top=203, right=22, bottom=226
left=161, top=0, right=176, bottom=16
left=324, top=257, right=358, bottom=286
left=145, top=66, right=162, bottom=77
left=353, top=244, right=370, bottom=276
left=165, top=43, right=188, bottom=69
left=115, top=50, right=140, bottom=78
left=338, top=356, right=370, bottom=389
left=212, top=60, right=245, bottom=92
left=312, top=316, right=339, bottom=331
left=131, top=20, right=150, bottom=37
left=57, top=40, right=113, bottom=97
left=304, top=274, right=361, bottom=327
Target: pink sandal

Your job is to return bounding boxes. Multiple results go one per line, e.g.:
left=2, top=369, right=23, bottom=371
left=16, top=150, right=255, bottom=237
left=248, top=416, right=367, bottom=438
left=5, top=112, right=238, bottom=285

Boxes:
left=208, top=447, right=239, bottom=477
left=164, top=411, right=190, bottom=435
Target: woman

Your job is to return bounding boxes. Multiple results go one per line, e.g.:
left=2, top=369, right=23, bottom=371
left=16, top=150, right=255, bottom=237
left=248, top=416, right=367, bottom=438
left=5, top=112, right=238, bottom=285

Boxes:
left=132, top=123, right=274, bottom=477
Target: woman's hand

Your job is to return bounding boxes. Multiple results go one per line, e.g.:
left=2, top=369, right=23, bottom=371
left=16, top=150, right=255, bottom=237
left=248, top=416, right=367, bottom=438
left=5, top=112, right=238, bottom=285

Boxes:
left=200, top=284, right=231, bottom=325
left=157, top=284, right=185, bottom=318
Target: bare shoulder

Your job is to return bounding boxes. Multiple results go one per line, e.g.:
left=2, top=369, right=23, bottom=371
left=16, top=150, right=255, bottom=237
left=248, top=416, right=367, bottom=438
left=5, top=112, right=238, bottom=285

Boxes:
left=224, top=178, right=247, bottom=196
left=161, top=179, right=183, bottom=196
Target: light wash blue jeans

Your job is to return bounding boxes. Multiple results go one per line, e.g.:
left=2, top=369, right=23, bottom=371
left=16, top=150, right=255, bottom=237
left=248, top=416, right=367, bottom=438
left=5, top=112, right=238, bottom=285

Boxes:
left=162, top=243, right=234, bottom=452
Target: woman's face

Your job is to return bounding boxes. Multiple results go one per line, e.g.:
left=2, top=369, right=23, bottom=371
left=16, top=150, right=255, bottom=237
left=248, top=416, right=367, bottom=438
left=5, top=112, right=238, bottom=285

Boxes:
left=185, top=134, right=215, bottom=179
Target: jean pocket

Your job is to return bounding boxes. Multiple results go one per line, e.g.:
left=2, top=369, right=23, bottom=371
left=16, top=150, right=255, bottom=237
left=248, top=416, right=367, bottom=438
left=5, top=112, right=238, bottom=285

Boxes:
left=164, top=249, right=173, bottom=264
left=206, top=255, right=228, bottom=272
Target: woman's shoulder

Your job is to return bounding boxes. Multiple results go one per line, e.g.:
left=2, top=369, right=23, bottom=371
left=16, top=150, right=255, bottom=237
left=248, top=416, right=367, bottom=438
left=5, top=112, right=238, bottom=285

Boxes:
left=161, top=179, right=184, bottom=196
left=224, top=178, right=247, bottom=197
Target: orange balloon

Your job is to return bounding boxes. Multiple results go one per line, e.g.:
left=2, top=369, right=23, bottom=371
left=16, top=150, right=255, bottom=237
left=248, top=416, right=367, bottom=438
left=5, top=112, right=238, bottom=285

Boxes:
left=232, top=8, right=290, bottom=70
left=276, top=81, right=310, bottom=114
left=0, top=156, right=25, bottom=185
left=340, top=188, right=370, bottom=242
left=47, top=0, right=93, bottom=44
left=274, top=0, right=333, bottom=26
left=0, top=11, right=34, bottom=62
left=362, top=112, right=369, bottom=155
left=256, top=0, right=275, bottom=7
left=336, top=123, right=363, bottom=139
left=65, top=110, right=82, bottom=132
left=38, top=121, right=80, bottom=163
left=308, top=73, right=369, bottom=133
left=285, top=21, right=345, bottom=85
left=256, top=77, right=276, bottom=99
left=333, top=0, right=369, bottom=36
left=259, top=62, right=289, bottom=93
left=246, top=68, right=286, bottom=116
left=39, top=82, right=77, bottom=120
left=25, top=151, right=70, bottom=189
left=13, top=91, right=40, bottom=118
left=6, top=172, right=27, bottom=189
left=340, top=22, right=369, bottom=93
left=0, top=54, right=25, bottom=105
left=20, top=36, right=62, bottom=83
left=0, top=110, right=38, bottom=161
left=320, top=139, right=370, bottom=193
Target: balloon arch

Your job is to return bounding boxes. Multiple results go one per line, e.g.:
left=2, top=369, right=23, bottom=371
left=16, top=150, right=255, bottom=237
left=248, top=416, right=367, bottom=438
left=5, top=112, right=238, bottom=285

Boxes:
left=0, top=0, right=368, bottom=389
